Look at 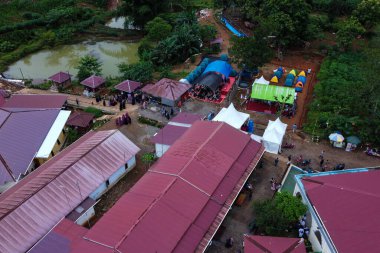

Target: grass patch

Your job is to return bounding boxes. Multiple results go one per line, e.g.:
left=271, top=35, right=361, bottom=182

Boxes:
left=138, top=115, right=164, bottom=128
left=84, top=107, right=104, bottom=118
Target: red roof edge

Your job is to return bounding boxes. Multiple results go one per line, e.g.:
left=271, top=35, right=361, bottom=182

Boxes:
left=195, top=144, right=265, bottom=252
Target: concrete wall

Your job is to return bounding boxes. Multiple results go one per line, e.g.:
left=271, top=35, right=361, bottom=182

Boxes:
left=89, top=156, right=137, bottom=200
left=155, top=143, right=170, bottom=158
left=75, top=206, right=96, bottom=226
left=34, top=129, right=66, bottom=167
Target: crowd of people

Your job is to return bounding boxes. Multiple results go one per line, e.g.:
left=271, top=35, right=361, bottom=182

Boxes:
left=297, top=214, right=310, bottom=239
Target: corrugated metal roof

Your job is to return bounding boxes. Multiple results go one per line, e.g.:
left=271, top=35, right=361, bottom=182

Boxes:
left=66, top=111, right=94, bottom=128
left=302, top=170, right=380, bottom=253
left=2, top=94, right=68, bottom=111
left=48, top=72, right=71, bottom=84
left=169, top=112, right=202, bottom=125
left=244, top=235, right=306, bottom=253
left=0, top=130, right=140, bottom=253
left=70, top=121, right=262, bottom=252
left=0, top=109, right=61, bottom=183
left=80, top=75, right=105, bottom=89
left=114, top=80, right=141, bottom=93
left=141, top=78, right=190, bottom=102
left=150, top=124, right=189, bottom=145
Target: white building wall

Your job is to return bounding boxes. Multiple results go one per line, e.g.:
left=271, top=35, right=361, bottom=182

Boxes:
left=155, top=143, right=171, bottom=157
left=89, top=156, right=137, bottom=200
left=75, top=206, right=96, bottom=226
left=293, top=184, right=333, bottom=253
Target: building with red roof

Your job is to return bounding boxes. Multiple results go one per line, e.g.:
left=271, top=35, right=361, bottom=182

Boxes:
left=66, top=110, right=95, bottom=131
left=293, top=168, right=380, bottom=253
left=2, top=94, right=67, bottom=110
left=114, top=79, right=141, bottom=94
left=151, top=112, right=202, bottom=157
left=80, top=75, right=105, bottom=93
left=31, top=121, right=264, bottom=253
left=141, top=78, right=191, bottom=106
left=48, top=71, right=72, bottom=88
left=0, top=130, right=140, bottom=253
left=244, top=235, right=306, bottom=253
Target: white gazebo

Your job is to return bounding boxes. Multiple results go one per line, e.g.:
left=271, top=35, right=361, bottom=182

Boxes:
left=212, top=103, right=250, bottom=129
left=253, top=76, right=270, bottom=86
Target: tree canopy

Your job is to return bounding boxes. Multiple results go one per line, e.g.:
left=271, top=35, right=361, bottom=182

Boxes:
left=118, top=61, right=154, bottom=83
left=336, top=18, right=365, bottom=50
left=145, top=17, right=172, bottom=42
left=305, top=26, right=380, bottom=144
left=254, top=192, right=307, bottom=235
left=229, top=34, right=273, bottom=70
left=354, top=0, right=380, bottom=29
left=76, top=55, right=102, bottom=81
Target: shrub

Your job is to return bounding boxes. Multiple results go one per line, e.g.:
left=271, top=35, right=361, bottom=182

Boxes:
left=84, top=107, right=104, bottom=118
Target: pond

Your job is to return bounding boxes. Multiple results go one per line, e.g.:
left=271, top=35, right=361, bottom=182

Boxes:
left=105, top=17, right=140, bottom=30
left=4, top=40, right=140, bottom=79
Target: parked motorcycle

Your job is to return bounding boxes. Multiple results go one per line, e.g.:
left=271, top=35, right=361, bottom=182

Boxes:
left=282, top=142, right=295, bottom=149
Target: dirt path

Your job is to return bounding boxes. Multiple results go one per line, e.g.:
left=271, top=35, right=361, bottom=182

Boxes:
left=107, top=0, right=120, bottom=11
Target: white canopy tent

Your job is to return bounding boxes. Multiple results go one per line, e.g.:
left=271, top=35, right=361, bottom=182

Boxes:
left=253, top=76, right=270, bottom=85
left=213, top=103, right=250, bottom=129
left=262, top=118, right=287, bottom=154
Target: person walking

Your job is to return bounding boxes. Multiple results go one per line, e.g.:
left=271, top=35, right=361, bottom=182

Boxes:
left=75, top=98, right=79, bottom=105
left=319, top=150, right=325, bottom=159
left=274, top=157, right=279, bottom=167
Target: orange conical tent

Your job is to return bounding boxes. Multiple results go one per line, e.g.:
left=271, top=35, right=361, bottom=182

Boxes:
left=270, top=76, right=278, bottom=83
left=296, top=81, right=303, bottom=88
left=298, top=71, right=306, bottom=77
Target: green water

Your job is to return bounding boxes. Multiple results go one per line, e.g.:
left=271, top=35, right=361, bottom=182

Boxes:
left=4, top=40, right=140, bottom=79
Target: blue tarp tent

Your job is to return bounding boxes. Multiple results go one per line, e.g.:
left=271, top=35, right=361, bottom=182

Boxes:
left=285, top=78, right=294, bottom=87
left=203, top=60, right=232, bottom=78
left=297, top=76, right=307, bottom=84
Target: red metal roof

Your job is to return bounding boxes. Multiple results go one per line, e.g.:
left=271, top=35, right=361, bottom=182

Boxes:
left=244, top=235, right=306, bottom=253
left=302, top=170, right=380, bottom=253
left=114, top=80, right=141, bottom=93
left=48, top=72, right=71, bottom=84
left=80, top=75, right=105, bottom=89
left=141, top=78, right=190, bottom=102
left=170, top=112, right=203, bottom=125
left=67, top=121, right=263, bottom=253
left=150, top=124, right=189, bottom=145
left=66, top=111, right=94, bottom=128
left=2, top=94, right=68, bottom=111
left=0, top=130, right=140, bottom=253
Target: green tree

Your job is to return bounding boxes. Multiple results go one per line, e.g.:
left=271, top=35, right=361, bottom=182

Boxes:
left=336, top=18, right=365, bottom=50
left=199, top=25, right=217, bottom=44
left=254, top=192, right=307, bottom=235
left=151, top=24, right=201, bottom=65
left=76, top=55, right=102, bottom=81
left=120, top=0, right=165, bottom=28
left=145, top=17, right=172, bottom=42
left=354, top=0, right=380, bottom=29
left=141, top=152, right=156, bottom=169
left=229, top=28, right=273, bottom=70
left=118, top=61, right=154, bottom=83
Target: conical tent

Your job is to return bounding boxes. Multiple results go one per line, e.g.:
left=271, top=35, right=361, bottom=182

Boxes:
left=297, top=76, right=306, bottom=84
left=289, top=69, right=296, bottom=76
left=298, top=71, right=306, bottom=77
left=286, top=73, right=295, bottom=80
left=262, top=118, right=288, bottom=154
left=270, top=76, right=278, bottom=83
left=285, top=78, right=294, bottom=87
left=254, top=76, right=270, bottom=85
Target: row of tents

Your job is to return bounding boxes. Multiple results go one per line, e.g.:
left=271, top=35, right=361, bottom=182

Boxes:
left=270, top=68, right=307, bottom=92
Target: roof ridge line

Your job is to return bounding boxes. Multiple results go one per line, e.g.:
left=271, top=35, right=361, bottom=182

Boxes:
left=0, top=130, right=116, bottom=221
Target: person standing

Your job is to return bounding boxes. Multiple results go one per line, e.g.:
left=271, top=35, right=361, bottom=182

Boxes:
left=320, top=158, right=324, bottom=168
left=319, top=150, right=325, bottom=159
left=274, top=157, right=279, bottom=167
left=298, top=227, right=305, bottom=238
left=76, top=98, right=79, bottom=105
left=292, top=123, right=297, bottom=133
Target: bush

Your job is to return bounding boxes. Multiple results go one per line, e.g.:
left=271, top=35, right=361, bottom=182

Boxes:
left=138, top=116, right=164, bottom=128
left=119, top=61, right=154, bottom=83
left=84, top=107, right=104, bottom=118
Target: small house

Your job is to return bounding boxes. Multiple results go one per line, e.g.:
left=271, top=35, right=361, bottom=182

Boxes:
left=66, top=110, right=95, bottom=133
left=80, top=75, right=105, bottom=95
left=48, top=71, right=72, bottom=89
left=115, top=79, right=142, bottom=96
